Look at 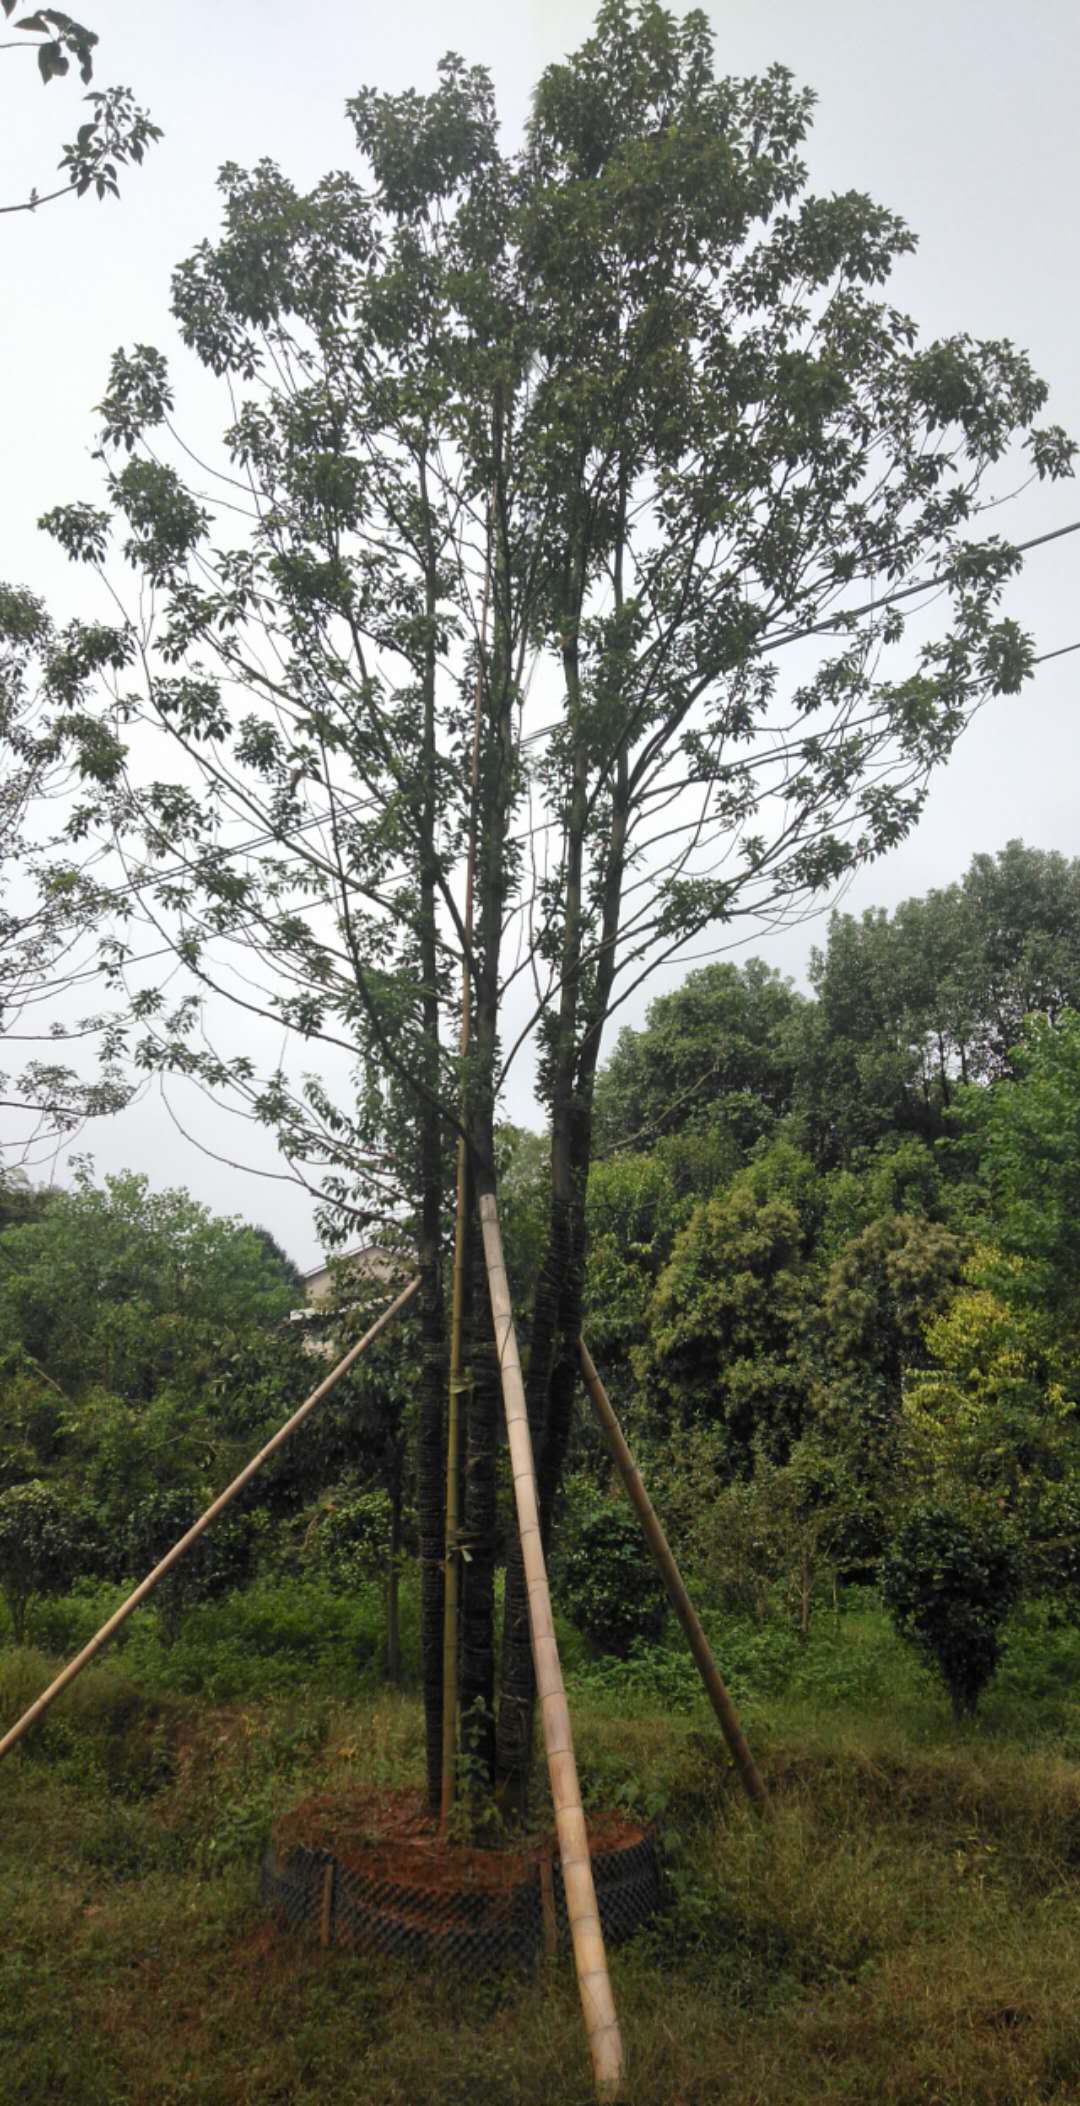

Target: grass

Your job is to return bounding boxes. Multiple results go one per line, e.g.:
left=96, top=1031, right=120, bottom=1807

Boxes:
left=3, top=1594, right=1080, bottom=2102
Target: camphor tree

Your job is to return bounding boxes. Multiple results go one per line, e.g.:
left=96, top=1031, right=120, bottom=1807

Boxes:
left=1, top=4, right=159, bottom=219
left=38, top=1, right=1072, bottom=1812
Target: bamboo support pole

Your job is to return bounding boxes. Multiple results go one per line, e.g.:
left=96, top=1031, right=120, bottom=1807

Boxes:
left=579, top=1338, right=768, bottom=1814
left=480, top=1193, right=624, bottom=2105
left=0, top=1276, right=420, bottom=1764
left=439, top=1157, right=467, bottom=1825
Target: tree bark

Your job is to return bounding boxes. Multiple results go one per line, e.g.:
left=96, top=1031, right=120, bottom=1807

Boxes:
left=495, top=498, right=633, bottom=1809
left=385, top=1481, right=402, bottom=1685
left=496, top=640, right=590, bottom=1812
left=416, top=495, right=446, bottom=1815
left=462, top=427, right=515, bottom=1803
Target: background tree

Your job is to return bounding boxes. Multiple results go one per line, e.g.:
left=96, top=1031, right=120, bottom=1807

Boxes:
left=798, top=843, right=1080, bottom=1164
left=881, top=1504, right=1020, bottom=1719
left=124, top=1484, right=253, bottom=1646
left=0, top=1475, right=80, bottom=1639
left=636, top=1143, right=822, bottom=1476
left=0, top=1167, right=297, bottom=1402
left=593, top=960, right=805, bottom=1159
left=556, top=1482, right=666, bottom=1657
left=974, top=1009, right=1080, bottom=1349
left=0, top=1168, right=309, bottom=1583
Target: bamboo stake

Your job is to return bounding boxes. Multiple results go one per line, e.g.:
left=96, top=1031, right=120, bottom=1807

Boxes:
left=0, top=1276, right=420, bottom=1764
left=319, top=1860, right=335, bottom=1948
left=579, top=1339, right=768, bottom=1814
left=480, top=1193, right=624, bottom=2105
left=440, top=494, right=492, bottom=1829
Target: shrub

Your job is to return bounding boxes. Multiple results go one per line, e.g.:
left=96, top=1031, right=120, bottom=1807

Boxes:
left=880, top=1504, right=1020, bottom=1718
left=0, top=1479, right=81, bottom=1641
left=125, top=1488, right=254, bottom=1643
left=307, top=1487, right=393, bottom=1590
left=559, top=1489, right=665, bottom=1656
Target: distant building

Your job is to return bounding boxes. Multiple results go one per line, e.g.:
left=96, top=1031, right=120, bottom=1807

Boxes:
left=289, top=1245, right=405, bottom=1323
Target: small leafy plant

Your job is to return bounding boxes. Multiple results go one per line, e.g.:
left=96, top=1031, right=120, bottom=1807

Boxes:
left=880, top=1504, right=1020, bottom=1718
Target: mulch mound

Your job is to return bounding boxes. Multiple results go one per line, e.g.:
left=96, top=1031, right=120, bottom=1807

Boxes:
left=271, top=1785, right=646, bottom=1893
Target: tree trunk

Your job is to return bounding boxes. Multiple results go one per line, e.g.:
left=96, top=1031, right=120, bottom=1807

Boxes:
left=416, top=498, right=446, bottom=1815
left=496, top=742, right=630, bottom=1811
left=936, top=1031, right=952, bottom=1109
left=385, top=1482, right=402, bottom=1685
left=416, top=1174, right=445, bottom=1816
left=798, top=1551, right=811, bottom=1645
left=496, top=703, right=589, bottom=1813
left=465, top=431, right=518, bottom=1807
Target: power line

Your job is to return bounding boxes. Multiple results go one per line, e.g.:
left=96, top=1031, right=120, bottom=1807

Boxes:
left=517, top=516, right=1080, bottom=748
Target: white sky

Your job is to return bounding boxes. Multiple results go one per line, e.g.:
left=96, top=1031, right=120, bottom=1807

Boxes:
left=3, top=0, right=1078, bottom=1265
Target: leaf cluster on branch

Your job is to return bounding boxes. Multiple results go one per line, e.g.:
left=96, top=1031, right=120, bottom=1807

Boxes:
left=2, top=2, right=160, bottom=218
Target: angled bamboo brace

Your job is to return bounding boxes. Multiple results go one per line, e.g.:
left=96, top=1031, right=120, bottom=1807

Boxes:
left=579, top=1339, right=767, bottom=1814
left=480, top=1192, right=624, bottom=2105
left=0, top=1275, right=420, bottom=1764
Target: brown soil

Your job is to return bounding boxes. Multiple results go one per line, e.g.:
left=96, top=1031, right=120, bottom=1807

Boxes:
left=272, top=1785, right=646, bottom=1893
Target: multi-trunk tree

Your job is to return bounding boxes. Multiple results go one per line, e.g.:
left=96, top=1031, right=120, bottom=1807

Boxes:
left=36, top=0, right=1072, bottom=1812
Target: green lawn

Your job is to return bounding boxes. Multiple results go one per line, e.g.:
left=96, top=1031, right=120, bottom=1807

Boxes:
left=3, top=1600, right=1080, bottom=2103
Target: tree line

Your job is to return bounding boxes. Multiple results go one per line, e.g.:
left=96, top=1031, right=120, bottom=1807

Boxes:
left=3, top=837, right=1079, bottom=1727
left=2, top=2, right=1073, bottom=1810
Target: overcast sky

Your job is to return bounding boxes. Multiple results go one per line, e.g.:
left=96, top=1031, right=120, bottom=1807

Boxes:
left=3, top=0, right=1078, bottom=1265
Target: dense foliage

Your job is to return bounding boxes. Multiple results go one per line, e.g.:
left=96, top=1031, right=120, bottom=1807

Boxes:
left=1, top=839, right=1078, bottom=1721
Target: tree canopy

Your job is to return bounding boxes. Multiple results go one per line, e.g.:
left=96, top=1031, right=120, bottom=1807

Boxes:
left=24, top=0, right=1075, bottom=1802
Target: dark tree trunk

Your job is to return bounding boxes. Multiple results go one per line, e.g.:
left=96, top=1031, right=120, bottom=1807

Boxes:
left=496, top=670, right=590, bottom=1814
left=464, top=432, right=518, bottom=1804
left=416, top=1113, right=446, bottom=1813
left=385, top=1478, right=402, bottom=1685
left=495, top=746, right=630, bottom=1814
left=936, top=1031, right=952, bottom=1109
left=416, top=503, right=446, bottom=1814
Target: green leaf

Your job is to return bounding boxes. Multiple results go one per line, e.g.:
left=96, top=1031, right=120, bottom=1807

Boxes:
left=37, top=36, right=69, bottom=83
